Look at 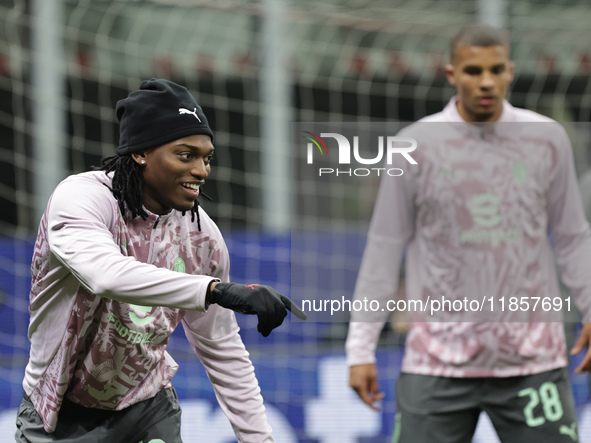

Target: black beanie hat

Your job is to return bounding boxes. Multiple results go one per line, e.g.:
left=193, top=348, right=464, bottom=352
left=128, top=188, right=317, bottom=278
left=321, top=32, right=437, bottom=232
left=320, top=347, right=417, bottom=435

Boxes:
left=116, top=78, right=214, bottom=155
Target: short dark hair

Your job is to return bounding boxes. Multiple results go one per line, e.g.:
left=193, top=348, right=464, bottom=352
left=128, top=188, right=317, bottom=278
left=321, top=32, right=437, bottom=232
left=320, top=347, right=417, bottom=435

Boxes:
left=450, top=24, right=510, bottom=62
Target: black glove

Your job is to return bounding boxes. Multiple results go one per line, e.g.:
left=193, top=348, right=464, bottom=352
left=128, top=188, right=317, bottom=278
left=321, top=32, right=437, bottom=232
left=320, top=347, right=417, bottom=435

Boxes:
left=208, top=282, right=307, bottom=337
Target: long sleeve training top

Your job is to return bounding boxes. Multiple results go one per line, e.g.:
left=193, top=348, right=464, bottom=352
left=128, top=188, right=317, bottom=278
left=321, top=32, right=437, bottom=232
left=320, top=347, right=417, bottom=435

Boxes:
left=346, top=98, right=591, bottom=377
left=23, top=170, right=273, bottom=441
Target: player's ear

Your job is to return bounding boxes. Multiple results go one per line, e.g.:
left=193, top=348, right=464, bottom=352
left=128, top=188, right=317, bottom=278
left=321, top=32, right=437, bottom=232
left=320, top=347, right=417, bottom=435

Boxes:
left=508, top=60, right=515, bottom=82
left=445, top=64, right=456, bottom=86
left=131, top=151, right=147, bottom=166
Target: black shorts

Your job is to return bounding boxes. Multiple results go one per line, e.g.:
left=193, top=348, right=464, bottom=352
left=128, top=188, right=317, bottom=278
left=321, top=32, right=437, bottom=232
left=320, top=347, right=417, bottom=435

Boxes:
left=393, top=367, right=578, bottom=443
left=15, top=387, right=182, bottom=443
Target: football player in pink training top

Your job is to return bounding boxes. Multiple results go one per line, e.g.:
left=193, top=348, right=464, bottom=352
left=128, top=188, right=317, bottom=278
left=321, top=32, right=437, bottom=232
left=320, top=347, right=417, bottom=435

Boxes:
left=346, top=24, right=591, bottom=443
left=16, top=78, right=304, bottom=443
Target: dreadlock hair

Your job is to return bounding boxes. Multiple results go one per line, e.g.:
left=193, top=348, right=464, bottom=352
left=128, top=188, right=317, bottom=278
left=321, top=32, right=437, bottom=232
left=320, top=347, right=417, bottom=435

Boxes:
left=95, top=154, right=211, bottom=231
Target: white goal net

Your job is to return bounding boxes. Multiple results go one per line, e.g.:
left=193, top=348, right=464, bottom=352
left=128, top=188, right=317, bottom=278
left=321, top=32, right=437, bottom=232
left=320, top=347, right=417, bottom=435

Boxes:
left=1, top=0, right=591, bottom=441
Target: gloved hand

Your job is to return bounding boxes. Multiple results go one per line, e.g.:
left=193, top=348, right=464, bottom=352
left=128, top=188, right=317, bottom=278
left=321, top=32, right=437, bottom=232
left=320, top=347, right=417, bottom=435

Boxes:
left=208, top=283, right=307, bottom=337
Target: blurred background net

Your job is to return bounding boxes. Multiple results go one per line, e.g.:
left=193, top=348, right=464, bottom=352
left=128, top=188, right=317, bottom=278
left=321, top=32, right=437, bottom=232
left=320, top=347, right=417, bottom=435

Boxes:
left=1, top=0, right=591, bottom=441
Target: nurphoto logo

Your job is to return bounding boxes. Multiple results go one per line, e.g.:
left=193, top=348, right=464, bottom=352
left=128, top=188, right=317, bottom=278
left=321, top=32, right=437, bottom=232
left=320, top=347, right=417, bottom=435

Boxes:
left=302, top=131, right=418, bottom=176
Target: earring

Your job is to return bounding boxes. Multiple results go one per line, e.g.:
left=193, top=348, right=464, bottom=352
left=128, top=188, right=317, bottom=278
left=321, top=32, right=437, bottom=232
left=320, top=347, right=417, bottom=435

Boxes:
left=140, top=160, right=146, bottom=165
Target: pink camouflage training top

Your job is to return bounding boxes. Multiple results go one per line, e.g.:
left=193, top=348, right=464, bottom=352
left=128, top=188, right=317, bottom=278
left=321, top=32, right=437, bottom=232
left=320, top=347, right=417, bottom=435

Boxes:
left=23, top=171, right=272, bottom=439
left=346, top=97, right=591, bottom=378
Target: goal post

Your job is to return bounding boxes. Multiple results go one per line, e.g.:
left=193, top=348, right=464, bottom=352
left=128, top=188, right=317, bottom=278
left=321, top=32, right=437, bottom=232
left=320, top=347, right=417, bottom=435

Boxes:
left=31, top=0, right=67, bottom=225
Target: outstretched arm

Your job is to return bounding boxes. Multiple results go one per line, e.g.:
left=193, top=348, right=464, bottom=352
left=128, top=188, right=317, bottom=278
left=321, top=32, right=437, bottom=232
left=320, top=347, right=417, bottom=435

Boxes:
left=45, top=175, right=216, bottom=311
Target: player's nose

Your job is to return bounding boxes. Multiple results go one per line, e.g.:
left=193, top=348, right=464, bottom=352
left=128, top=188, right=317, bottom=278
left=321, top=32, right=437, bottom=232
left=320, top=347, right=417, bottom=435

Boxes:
left=190, top=158, right=210, bottom=179
left=480, top=72, right=495, bottom=89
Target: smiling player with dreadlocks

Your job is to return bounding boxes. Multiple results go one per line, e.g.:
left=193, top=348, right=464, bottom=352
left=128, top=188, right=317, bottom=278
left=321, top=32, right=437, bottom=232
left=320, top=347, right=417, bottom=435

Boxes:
left=98, top=138, right=213, bottom=231
left=16, top=79, right=304, bottom=443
